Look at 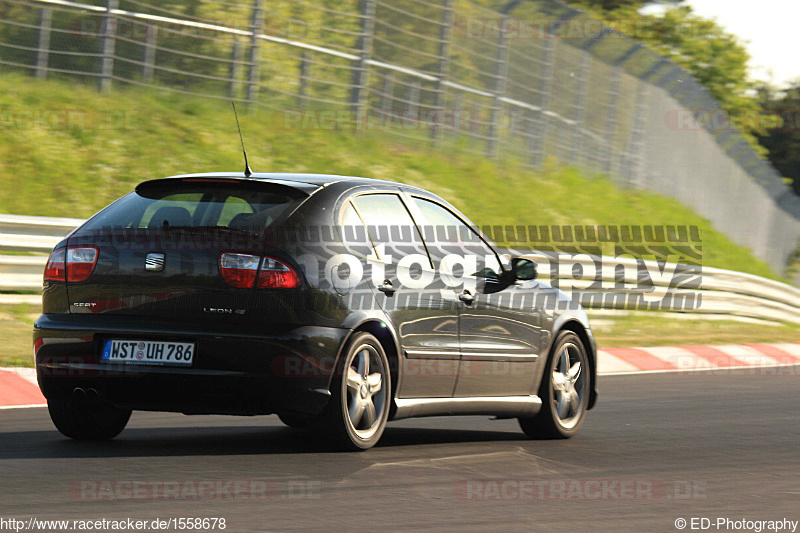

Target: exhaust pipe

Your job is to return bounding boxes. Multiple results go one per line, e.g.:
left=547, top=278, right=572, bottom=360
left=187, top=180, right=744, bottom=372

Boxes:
left=73, top=387, right=101, bottom=402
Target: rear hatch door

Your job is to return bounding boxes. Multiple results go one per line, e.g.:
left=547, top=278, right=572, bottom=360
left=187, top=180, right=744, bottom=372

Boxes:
left=65, top=178, right=311, bottom=323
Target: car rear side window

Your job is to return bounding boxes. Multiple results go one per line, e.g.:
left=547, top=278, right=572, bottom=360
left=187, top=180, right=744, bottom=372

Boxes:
left=80, top=183, right=307, bottom=231
left=340, top=201, right=375, bottom=258
left=351, top=193, right=429, bottom=265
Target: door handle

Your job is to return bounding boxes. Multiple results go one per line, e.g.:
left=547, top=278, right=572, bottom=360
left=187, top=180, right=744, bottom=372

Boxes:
left=458, top=290, right=475, bottom=305
left=377, top=279, right=396, bottom=295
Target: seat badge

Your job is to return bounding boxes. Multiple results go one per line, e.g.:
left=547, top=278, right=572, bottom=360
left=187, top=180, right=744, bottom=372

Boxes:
left=145, top=252, right=165, bottom=272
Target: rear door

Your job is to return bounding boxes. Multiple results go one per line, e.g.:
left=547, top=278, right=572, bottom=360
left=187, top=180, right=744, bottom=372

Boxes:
left=346, top=191, right=460, bottom=398
left=407, top=196, right=543, bottom=397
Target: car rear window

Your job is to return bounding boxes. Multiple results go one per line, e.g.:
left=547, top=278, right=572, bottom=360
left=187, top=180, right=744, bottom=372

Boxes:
left=80, top=183, right=308, bottom=231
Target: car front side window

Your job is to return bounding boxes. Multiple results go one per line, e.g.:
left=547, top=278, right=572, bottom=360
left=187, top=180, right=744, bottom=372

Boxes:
left=411, top=197, right=502, bottom=280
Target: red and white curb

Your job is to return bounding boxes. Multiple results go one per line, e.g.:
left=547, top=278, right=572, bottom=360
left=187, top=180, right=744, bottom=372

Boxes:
left=1, top=343, right=799, bottom=409
left=598, top=343, right=800, bottom=375
left=0, top=367, right=45, bottom=409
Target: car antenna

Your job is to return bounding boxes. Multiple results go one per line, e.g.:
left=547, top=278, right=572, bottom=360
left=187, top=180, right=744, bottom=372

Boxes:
left=232, top=102, right=252, bottom=177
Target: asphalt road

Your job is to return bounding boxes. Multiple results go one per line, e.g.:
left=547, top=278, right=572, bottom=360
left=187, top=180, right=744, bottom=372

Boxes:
left=1, top=369, right=799, bottom=532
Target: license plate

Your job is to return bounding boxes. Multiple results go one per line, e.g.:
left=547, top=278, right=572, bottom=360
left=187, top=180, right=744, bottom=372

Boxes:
left=101, top=339, right=194, bottom=366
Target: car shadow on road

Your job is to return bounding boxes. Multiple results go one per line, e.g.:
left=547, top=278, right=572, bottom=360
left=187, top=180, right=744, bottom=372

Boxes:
left=0, top=424, right=529, bottom=461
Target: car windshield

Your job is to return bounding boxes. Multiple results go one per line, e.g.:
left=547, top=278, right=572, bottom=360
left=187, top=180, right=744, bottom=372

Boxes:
left=79, top=183, right=307, bottom=231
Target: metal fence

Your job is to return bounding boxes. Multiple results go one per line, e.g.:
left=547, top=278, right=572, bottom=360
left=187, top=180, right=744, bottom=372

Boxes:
left=1, top=0, right=799, bottom=277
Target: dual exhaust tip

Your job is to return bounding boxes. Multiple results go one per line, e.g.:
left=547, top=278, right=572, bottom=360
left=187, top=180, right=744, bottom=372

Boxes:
left=72, top=387, right=100, bottom=402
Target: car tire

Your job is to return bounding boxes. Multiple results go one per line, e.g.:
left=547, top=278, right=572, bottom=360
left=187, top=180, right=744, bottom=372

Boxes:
left=48, top=398, right=132, bottom=441
left=318, top=332, right=391, bottom=451
left=519, top=330, right=590, bottom=439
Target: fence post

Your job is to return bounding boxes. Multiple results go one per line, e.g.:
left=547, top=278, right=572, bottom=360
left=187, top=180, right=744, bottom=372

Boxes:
left=229, top=39, right=242, bottom=99
left=246, top=0, right=264, bottom=104
left=453, top=90, right=463, bottom=134
left=98, top=0, right=118, bottom=92
left=350, top=0, right=376, bottom=130
left=142, top=25, right=157, bottom=83
left=621, top=82, right=650, bottom=189
left=35, top=7, right=52, bottom=80
left=380, top=72, right=394, bottom=114
left=408, top=80, right=420, bottom=124
left=486, top=18, right=510, bottom=157
left=297, top=53, right=309, bottom=107
left=602, top=67, right=622, bottom=175
left=529, top=36, right=555, bottom=166
left=568, top=52, right=590, bottom=167
left=430, top=0, right=453, bottom=143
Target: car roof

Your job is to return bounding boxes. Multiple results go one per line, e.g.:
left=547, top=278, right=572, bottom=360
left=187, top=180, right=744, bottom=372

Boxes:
left=138, top=172, right=440, bottom=204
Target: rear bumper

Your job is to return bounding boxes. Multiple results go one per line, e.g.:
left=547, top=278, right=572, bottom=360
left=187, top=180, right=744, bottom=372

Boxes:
left=34, top=314, right=349, bottom=416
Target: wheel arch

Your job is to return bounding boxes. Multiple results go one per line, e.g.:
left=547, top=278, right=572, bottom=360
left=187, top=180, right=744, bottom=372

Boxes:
left=335, top=319, right=402, bottom=419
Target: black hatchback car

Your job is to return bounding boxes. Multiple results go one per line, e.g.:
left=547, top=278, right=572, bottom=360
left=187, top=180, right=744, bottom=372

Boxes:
left=35, top=172, right=597, bottom=450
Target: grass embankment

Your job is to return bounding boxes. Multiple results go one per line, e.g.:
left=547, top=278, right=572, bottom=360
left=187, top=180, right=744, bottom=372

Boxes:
left=0, top=304, right=37, bottom=367
left=0, top=73, right=796, bottom=366
left=590, top=313, right=800, bottom=348
left=0, top=73, right=780, bottom=278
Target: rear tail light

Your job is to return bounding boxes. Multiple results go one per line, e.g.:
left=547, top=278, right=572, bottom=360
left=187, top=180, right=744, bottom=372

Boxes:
left=44, top=248, right=67, bottom=282
left=219, top=253, right=300, bottom=289
left=45, top=246, right=98, bottom=282
left=257, top=257, right=301, bottom=289
left=219, top=253, right=260, bottom=288
left=33, top=337, right=45, bottom=359
left=66, top=247, right=98, bottom=282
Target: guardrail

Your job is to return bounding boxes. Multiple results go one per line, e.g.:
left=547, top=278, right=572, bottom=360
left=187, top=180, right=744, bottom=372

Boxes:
left=2, top=214, right=799, bottom=324
left=0, top=213, right=82, bottom=253
left=521, top=252, right=800, bottom=325
left=0, top=214, right=79, bottom=292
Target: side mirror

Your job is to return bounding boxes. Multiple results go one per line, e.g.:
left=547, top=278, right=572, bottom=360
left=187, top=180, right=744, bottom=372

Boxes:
left=511, top=258, right=537, bottom=281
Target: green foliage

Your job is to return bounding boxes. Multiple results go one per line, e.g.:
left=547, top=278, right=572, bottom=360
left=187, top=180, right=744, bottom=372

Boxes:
left=560, top=0, right=679, bottom=8
left=565, top=2, right=768, bottom=156
left=756, top=81, right=800, bottom=195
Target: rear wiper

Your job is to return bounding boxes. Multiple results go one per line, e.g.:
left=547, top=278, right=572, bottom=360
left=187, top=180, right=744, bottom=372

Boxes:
left=206, top=225, right=264, bottom=238
left=153, top=224, right=262, bottom=239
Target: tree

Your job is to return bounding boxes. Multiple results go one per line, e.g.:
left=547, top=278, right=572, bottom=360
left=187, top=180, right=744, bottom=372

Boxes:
left=563, top=2, right=767, bottom=153
left=757, top=81, right=800, bottom=195
left=576, top=0, right=680, bottom=9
